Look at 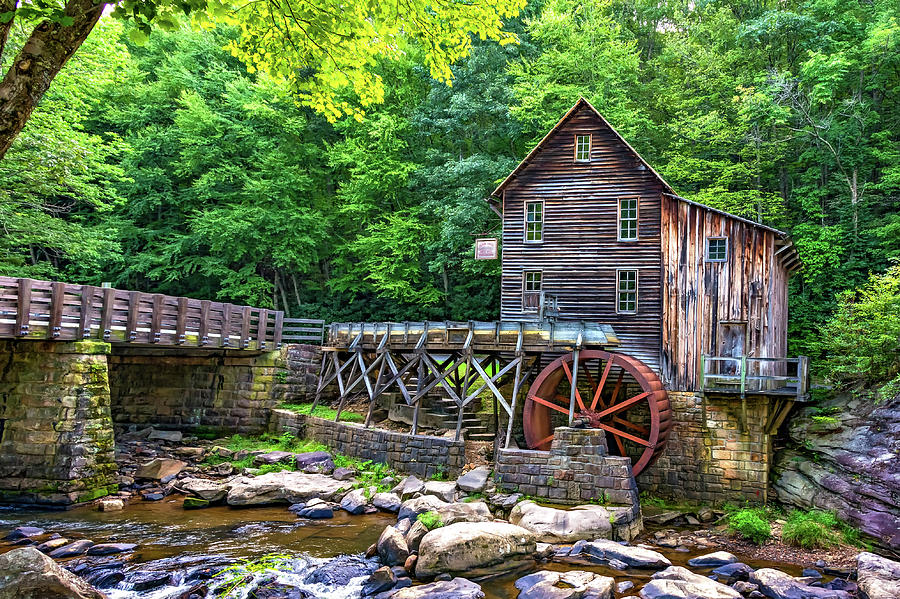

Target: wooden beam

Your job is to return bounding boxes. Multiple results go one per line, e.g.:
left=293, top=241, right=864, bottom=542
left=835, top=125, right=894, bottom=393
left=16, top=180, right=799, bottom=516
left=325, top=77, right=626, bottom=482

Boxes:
left=199, top=300, right=211, bottom=345
left=15, top=278, right=32, bottom=336
left=79, top=285, right=95, bottom=338
left=273, top=310, right=284, bottom=348
left=175, top=297, right=188, bottom=344
left=47, top=281, right=65, bottom=339
left=150, top=294, right=164, bottom=343
left=100, top=287, right=114, bottom=341
left=125, top=291, right=140, bottom=341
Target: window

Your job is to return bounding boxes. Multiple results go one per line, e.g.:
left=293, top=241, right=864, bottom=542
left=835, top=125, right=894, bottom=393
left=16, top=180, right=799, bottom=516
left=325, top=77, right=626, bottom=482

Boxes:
left=525, top=201, right=543, bottom=242
left=618, top=198, right=638, bottom=240
left=575, top=134, right=591, bottom=161
left=523, top=270, right=542, bottom=312
left=617, top=269, right=638, bottom=314
left=707, top=237, right=728, bottom=262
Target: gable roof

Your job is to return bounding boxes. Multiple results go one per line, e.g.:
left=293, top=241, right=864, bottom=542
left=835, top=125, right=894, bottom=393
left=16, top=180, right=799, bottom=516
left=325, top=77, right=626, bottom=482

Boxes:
left=489, top=97, right=789, bottom=238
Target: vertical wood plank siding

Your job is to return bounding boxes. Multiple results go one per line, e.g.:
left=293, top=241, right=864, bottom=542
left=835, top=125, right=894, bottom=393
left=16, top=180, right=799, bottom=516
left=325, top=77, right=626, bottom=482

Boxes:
left=659, top=196, right=790, bottom=390
left=500, top=105, right=665, bottom=371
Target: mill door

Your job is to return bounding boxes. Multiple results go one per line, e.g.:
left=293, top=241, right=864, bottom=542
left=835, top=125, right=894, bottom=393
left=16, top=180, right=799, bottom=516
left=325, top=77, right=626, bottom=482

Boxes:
left=717, top=322, right=746, bottom=375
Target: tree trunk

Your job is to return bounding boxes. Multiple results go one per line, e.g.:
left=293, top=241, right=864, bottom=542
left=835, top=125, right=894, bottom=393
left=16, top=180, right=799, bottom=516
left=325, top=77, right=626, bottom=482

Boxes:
left=0, top=0, right=106, bottom=160
left=0, top=0, right=18, bottom=62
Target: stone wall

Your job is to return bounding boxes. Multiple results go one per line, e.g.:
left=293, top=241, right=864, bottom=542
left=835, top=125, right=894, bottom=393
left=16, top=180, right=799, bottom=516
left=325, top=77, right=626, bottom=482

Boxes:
left=637, top=392, right=771, bottom=504
left=0, top=340, right=118, bottom=505
left=496, top=428, right=640, bottom=511
left=270, top=410, right=465, bottom=479
left=108, top=343, right=321, bottom=435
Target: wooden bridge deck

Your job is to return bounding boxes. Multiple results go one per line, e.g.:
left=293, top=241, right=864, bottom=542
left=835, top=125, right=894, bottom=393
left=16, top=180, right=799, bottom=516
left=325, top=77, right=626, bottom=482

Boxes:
left=0, top=277, right=286, bottom=351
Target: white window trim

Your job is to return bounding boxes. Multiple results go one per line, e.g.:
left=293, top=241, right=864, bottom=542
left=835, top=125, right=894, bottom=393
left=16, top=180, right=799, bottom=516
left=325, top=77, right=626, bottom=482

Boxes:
left=522, top=269, right=542, bottom=313
left=706, top=236, right=728, bottom=262
left=574, top=134, right=592, bottom=162
left=616, top=268, right=638, bottom=315
left=524, top=200, right=544, bottom=244
left=617, top=197, right=640, bottom=242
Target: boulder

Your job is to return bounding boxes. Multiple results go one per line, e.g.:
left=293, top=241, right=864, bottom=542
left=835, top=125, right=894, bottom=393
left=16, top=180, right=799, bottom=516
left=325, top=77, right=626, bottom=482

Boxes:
left=97, top=499, right=124, bottom=512
left=135, top=458, right=187, bottom=481
left=225, top=472, right=347, bottom=505
left=688, top=551, right=738, bottom=567
left=176, top=477, right=228, bottom=502
left=373, top=492, right=402, bottom=513
left=294, top=451, right=335, bottom=474
left=87, top=544, right=137, bottom=556
left=749, top=568, right=852, bottom=599
left=415, top=521, right=536, bottom=578
left=147, top=429, right=182, bottom=442
left=398, top=495, right=448, bottom=521
left=515, top=570, right=615, bottom=599
left=4, top=526, right=44, bottom=540
left=303, top=555, right=376, bottom=586
left=405, top=520, right=429, bottom=553
left=386, top=577, right=484, bottom=599
left=424, top=481, right=458, bottom=503
left=377, top=526, right=410, bottom=566
left=0, top=547, right=106, bottom=599
left=253, top=451, right=296, bottom=466
left=49, top=540, right=95, bottom=559
left=436, top=501, right=493, bottom=525
left=640, top=566, right=742, bottom=599
left=36, top=538, right=70, bottom=553
left=127, top=570, right=172, bottom=591
left=332, top=467, right=356, bottom=481
left=510, top=501, right=623, bottom=542
left=857, top=552, right=900, bottom=599
left=296, top=505, right=334, bottom=519
left=581, top=539, right=671, bottom=569
left=394, top=475, right=426, bottom=500
left=340, top=488, right=372, bottom=515
left=712, top=562, right=754, bottom=579
left=362, top=566, right=397, bottom=595
left=456, top=467, right=490, bottom=493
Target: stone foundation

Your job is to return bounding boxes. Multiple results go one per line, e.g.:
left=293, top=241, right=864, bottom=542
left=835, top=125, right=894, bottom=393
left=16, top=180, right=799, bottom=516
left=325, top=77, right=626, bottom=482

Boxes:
left=637, top=391, right=771, bottom=504
left=270, top=409, right=465, bottom=479
left=0, top=340, right=118, bottom=505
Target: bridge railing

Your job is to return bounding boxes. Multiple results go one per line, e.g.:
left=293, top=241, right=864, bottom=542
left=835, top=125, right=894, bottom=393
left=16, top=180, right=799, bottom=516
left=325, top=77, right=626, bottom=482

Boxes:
left=281, top=318, right=326, bottom=344
left=0, top=277, right=284, bottom=350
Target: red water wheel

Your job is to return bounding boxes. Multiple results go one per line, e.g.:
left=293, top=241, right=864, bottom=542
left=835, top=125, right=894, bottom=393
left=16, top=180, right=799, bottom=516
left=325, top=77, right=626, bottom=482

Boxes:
left=523, top=350, right=670, bottom=477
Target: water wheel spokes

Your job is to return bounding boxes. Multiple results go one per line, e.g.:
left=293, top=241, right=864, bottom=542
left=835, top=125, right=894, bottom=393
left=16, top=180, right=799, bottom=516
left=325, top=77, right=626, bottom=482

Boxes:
left=523, top=350, right=671, bottom=477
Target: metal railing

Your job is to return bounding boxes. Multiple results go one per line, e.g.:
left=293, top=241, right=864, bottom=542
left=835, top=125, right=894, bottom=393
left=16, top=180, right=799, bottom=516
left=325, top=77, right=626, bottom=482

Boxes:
left=700, top=354, right=809, bottom=400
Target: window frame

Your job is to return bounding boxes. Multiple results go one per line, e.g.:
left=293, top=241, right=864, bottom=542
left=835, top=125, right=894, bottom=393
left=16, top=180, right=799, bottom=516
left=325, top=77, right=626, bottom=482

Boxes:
left=617, top=197, right=639, bottom=241
left=522, top=269, right=543, bottom=313
left=616, top=268, right=638, bottom=315
left=524, top=200, right=544, bottom=244
left=706, top=237, right=728, bottom=262
left=574, top=134, right=592, bottom=162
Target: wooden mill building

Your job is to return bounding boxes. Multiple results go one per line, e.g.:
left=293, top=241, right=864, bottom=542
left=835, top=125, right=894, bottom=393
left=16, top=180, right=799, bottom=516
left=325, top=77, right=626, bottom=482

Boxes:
left=488, top=98, right=805, bottom=502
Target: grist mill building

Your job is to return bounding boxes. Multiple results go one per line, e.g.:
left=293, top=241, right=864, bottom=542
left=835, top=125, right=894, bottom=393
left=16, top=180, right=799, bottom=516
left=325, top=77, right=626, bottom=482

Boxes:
left=488, top=98, right=806, bottom=502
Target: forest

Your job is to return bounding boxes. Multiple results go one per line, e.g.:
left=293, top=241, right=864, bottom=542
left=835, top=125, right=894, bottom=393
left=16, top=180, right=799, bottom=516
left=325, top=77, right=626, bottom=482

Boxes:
left=1, top=0, right=898, bottom=368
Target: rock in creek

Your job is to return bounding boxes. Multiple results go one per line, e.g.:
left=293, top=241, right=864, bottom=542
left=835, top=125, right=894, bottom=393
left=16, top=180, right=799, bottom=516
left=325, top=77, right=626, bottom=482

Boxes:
left=424, top=481, right=458, bottom=503
left=341, top=488, right=373, bottom=515
left=225, top=472, right=346, bottom=505
left=135, top=458, right=187, bottom=481
left=86, top=543, right=137, bottom=556
left=332, top=467, right=356, bottom=481
left=404, top=520, right=429, bottom=553
left=415, top=521, right=536, bottom=578
left=176, top=477, right=228, bottom=502
left=3, top=526, right=44, bottom=540
left=253, top=451, right=296, bottom=466
left=363, top=566, right=397, bottom=595
left=712, top=562, right=754, bottom=580
left=580, top=539, right=671, bottom=569
left=36, top=537, right=70, bottom=553
left=688, top=551, right=738, bottom=567
left=373, top=492, right=402, bottom=513
left=377, top=526, right=410, bottom=567
left=49, top=540, right=95, bottom=559
left=640, top=566, right=742, bottom=599
left=515, top=570, right=615, bottom=599
left=855, top=552, right=900, bottom=599
left=294, top=451, right=335, bottom=474
left=97, top=498, right=124, bottom=512
left=436, top=501, right=493, bottom=525
left=0, top=547, right=106, bottom=599
left=749, top=568, right=851, bottom=599
left=393, top=475, right=426, bottom=500
left=456, top=467, right=490, bottom=493
left=304, top=555, right=378, bottom=586
left=126, top=570, right=173, bottom=592
left=383, top=577, right=484, bottom=599
left=509, top=501, right=622, bottom=543
left=398, top=495, right=448, bottom=521
left=147, top=429, right=183, bottom=443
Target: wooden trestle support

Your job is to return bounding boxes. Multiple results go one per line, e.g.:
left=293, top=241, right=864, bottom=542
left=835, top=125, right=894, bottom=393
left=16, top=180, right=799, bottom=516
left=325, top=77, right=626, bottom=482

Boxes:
left=313, top=321, right=670, bottom=476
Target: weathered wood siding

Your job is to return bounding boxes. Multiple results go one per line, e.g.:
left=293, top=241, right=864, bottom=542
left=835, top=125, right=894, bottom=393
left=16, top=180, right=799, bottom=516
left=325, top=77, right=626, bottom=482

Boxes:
left=660, top=195, right=790, bottom=390
left=500, top=104, right=665, bottom=370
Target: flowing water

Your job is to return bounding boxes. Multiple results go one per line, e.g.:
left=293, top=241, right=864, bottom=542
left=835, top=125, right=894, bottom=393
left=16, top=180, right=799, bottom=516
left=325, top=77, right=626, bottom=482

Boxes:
left=0, top=500, right=802, bottom=599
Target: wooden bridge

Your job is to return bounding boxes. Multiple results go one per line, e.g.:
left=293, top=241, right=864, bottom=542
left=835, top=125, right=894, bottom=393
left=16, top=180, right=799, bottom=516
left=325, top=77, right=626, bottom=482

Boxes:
left=0, top=277, right=324, bottom=351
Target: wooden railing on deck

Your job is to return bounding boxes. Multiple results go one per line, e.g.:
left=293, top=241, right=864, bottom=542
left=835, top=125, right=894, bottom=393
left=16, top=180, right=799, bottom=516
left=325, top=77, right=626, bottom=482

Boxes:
left=281, top=318, right=325, bottom=344
left=700, top=354, right=809, bottom=400
left=0, top=277, right=285, bottom=350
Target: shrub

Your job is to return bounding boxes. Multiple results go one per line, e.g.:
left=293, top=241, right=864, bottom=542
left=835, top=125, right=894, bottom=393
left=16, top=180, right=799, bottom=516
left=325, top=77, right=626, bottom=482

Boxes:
left=416, top=510, right=444, bottom=531
left=727, top=508, right=772, bottom=544
left=781, top=509, right=855, bottom=549
left=816, top=263, right=900, bottom=401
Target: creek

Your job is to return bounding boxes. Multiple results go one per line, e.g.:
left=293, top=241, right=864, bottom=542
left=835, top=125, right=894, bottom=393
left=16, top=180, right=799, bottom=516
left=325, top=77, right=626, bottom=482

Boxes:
left=0, top=500, right=804, bottom=598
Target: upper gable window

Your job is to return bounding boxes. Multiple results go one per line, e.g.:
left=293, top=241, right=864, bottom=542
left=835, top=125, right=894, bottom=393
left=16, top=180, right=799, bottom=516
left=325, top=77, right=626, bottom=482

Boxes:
left=618, top=198, right=638, bottom=241
left=574, top=134, right=591, bottom=162
left=707, top=237, right=728, bottom=262
left=525, top=201, right=543, bottom=243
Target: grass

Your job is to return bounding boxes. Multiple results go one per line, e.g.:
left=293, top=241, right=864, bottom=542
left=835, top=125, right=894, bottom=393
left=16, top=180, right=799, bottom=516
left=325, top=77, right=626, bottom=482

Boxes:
left=727, top=507, right=772, bottom=544
left=203, top=432, right=328, bottom=472
left=781, top=509, right=867, bottom=549
left=279, top=403, right=363, bottom=422
left=417, top=510, right=444, bottom=530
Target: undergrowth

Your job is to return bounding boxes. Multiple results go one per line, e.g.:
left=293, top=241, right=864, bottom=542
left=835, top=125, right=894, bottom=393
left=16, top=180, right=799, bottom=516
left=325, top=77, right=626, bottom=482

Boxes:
left=280, top=403, right=363, bottom=422
left=214, top=553, right=291, bottom=598
left=726, top=507, right=772, bottom=544
left=782, top=509, right=867, bottom=549
left=417, top=510, right=444, bottom=530
left=203, top=432, right=327, bottom=473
